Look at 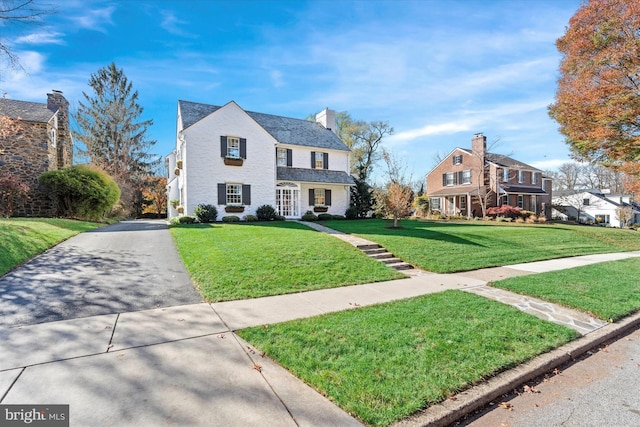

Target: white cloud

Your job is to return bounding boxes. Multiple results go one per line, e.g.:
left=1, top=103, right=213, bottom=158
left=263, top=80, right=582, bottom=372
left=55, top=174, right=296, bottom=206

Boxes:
left=530, top=158, right=571, bottom=171
left=160, top=10, right=196, bottom=38
left=389, top=121, right=475, bottom=143
left=15, top=29, right=65, bottom=45
left=70, top=6, right=116, bottom=33
left=270, top=70, right=284, bottom=88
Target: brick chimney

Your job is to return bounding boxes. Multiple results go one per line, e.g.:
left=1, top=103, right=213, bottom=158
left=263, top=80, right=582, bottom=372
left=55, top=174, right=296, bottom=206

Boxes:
left=316, top=108, right=336, bottom=134
left=472, top=132, right=486, bottom=158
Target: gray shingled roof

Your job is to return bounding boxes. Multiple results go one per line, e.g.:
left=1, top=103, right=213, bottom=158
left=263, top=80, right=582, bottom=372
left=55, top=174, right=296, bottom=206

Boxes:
left=0, top=98, right=55, bottom=123
left=179, top=100, right=350, bottom=152
left=459, top=148, right=542, bottom=171
left=277, top=167, right=355, bottom=185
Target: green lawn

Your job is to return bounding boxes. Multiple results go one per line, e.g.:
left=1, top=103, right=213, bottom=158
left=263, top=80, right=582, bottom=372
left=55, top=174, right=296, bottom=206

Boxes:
left=321, top=219, right=640, bottom=273
left=170, top=222, right=405, bottom=302
left=239, top=290, right=578, bottom=426
left=492, top=257, right=640, bottom=322
left=0, top=218, right=103, bottom=276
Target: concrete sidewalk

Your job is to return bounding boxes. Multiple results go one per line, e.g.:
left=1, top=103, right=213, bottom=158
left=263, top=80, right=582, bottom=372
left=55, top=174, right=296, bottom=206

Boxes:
left=2, top=222, right=640, bottom=426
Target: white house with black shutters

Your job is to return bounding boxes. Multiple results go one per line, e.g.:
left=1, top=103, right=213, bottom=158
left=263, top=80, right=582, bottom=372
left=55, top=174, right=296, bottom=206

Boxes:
left=166, top=100, right=354, bottom=219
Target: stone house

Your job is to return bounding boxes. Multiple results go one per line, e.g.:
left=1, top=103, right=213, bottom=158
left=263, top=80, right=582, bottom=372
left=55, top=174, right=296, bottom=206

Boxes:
left=0, top=91, right=73, bottom=216
left=167, top=100, right=354, bottom=219
left=425, top=133, right=552, bottom=218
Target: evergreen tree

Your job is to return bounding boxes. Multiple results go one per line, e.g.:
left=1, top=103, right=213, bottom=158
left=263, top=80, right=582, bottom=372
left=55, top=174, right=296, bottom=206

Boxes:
left=74, top=62, right=158, bottom=215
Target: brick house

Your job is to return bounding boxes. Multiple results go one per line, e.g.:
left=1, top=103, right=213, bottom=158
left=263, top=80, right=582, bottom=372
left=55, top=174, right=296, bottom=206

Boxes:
left=167, top=100, right=354, bottom=219
left=0, top=91, right=73, bottom=216
left=425, top=133, right=552, bottom=218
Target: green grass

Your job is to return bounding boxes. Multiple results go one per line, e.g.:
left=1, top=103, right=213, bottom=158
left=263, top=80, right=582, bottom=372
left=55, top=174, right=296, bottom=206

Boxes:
left=0, top=217, right=103, bottom=276
left=239, top=290, right=578, bottom=426
left=492, top=257, right=640, bottom=321
left=170, top=222, right=405, bottom=302
left=321, top=219, right=640, bottom=273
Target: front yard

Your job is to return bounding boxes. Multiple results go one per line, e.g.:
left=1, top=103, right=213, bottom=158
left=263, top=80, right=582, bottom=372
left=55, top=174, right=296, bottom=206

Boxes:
left=321, top=219, right=640, bottom=273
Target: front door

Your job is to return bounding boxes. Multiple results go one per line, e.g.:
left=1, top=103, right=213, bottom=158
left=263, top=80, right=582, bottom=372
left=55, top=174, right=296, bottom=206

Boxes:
left=276, top=183, right=300, bottom=218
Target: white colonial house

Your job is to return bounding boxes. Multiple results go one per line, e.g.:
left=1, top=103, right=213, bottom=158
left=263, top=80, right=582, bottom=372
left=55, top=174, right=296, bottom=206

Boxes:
left=166, top=100, right=354, bottom=219
left=552, top=189, right=640, bottom=227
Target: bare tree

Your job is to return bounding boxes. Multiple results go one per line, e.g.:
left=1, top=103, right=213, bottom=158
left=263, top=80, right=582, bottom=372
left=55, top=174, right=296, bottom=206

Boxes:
left=377, top=149, right=413, bottom=228
left=0, top=0, right=55, bottom=70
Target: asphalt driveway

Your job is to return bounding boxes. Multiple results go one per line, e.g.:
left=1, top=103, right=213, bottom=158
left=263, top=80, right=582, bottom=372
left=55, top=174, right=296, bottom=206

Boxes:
left=0, top=219, right=202, bottom=327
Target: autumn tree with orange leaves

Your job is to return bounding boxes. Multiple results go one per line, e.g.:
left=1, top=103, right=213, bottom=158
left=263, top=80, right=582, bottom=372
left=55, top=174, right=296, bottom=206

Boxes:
left=141, top=175, right=167, bottom=218
left=548, top=0, right=640, bottom=197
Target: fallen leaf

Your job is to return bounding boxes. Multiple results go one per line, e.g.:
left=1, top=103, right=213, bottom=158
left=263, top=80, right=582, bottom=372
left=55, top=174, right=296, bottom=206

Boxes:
left=253, top=363, right=262, bottom=372
left=217, top=334, right=225, bottom=339
left=523, top=385, right=540, bottom=394
left=260, top=352, right=266, bottom=358
left=499, top=402, right=513, bottom=411
left=553, top=368, right=561, bottom=375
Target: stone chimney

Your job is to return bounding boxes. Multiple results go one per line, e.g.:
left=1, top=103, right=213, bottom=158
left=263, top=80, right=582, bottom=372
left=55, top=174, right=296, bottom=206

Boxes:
left=46, top=90, right=72, bottom=168
left=472, top=132, right=486, bottom=158
left=47, top=90, right=68, bottom=113
left=316, top=108, right=336, bottom=133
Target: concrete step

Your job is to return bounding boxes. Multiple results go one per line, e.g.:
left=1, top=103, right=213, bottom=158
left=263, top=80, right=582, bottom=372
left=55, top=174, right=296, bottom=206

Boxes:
left=369, top=252, right=395, bottom=260
left=379, top=257, right=403, bottom=264
left=362, top=248, right=388, bottom=255
left=388, top=262, right=414, bottom=271
left=357, top=244, right=382, bottom=251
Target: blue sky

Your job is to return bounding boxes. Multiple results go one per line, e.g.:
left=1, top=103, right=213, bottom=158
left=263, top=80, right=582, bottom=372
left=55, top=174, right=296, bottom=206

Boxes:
left=1, top=0, right=581, bottom=183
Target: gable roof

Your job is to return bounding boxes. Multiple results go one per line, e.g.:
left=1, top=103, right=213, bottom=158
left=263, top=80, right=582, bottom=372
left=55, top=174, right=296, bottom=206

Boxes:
left=458, top=148, right=542, bottom=172
left=0, top=98, right=57, bottom=123
left=178, top=100, right=350, bottom=152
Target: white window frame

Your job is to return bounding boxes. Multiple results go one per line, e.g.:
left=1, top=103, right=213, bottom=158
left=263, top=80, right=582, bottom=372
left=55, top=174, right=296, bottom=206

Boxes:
left=518, top=170, right=526, bottom=184
left=227, top=136, right=240, bottom=159
left=277, top=148, right=287, bottom=167
left=453, top=155, right=462, bottom=165
left=226, top=183, right=242, bottom=205
left=431, top=197, right=441, bottom=211
left=461, top=170, right=471, bottom=184
left=460, top=196, right=466, bottom=210
left=314, top=188, right=326, bottom=206
left=501, top=194, right=508, bottom=205
left=532, top=172, right=539, bottom=185
left=502, top=168, right=509, bottom=182
left=315, top=152, right=324, bottom=169
left=517, top=194, right=524, bottom=208
left=445, top=172, right=455, bottom=186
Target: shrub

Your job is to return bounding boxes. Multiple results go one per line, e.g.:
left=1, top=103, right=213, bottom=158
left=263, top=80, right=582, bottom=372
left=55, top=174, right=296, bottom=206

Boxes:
left=168, top=217, right=180, bottom=225
left=274, top=214, right=285, bottom=221
left=332, top=215, right=346, bottom=220
left=39, top=165, right=120, bottom=220
left=317, top=213, right=333, bottom=221
left=243, top=214, right=258, bottom=222
left=515, top=217, right=525, bottom=223
left=301, top=210, right=318, bottom=221
left=345, top=206, right=358, bottom=220
left=222, top=215, right=240, bottom=222
left=194, top=204, right=218, bottom=223
left=520, top=210, right=535, bottom=219
left=487, top=205, right=521, bottom=219
left=0, top=173, right=30, bottom=217
left=537, top=216, right=547, bottom=223
left=178, top=215, right=196, bottom=224
left=256, top=204, right=277, bottom=221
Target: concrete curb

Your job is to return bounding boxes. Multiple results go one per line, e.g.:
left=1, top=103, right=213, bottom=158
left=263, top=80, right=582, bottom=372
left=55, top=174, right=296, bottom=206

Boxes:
left=393, top=310, right=640, bottom=427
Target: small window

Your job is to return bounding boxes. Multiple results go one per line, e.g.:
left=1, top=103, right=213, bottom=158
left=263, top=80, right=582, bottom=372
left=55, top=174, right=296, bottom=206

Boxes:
left=314, top=188, right=326, bottom=206
left=461, top=170, right=472, bottom=184
left=227, top=137, right=240, bottom=158
left=532, top=172, right=539, bottom=184
left=315, top=152, right=324, bottom=169
left=518, top=170, right=526, bottom=184
left=277, top=148, right=287, bottom=167
left=501, top=194, right=508, bottom=205
left=583, top=198, right=590, bottom=206
left=460, top=197, right=466, bottom=210
left=502, top=168, right=509, bottom=182
left=445, top=172, right=455, bottom=186
left=226, top=184, right=242, bottom=205
left=517, top=195, right=524, bottom=208
left=453, top=155, right=462, bottom=165
left=431, top=198, right=441, bottom=210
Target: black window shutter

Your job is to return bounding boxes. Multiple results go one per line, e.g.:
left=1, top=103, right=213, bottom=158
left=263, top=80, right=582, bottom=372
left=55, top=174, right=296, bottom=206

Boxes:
left=220, top=136, right=227, bottom=157
left=323, top=152, right=329, bottom=169
left=326, top=189, right=332, bottom=206
left=311, top=152, right=315, bottom=169
left=240, top=138, right=247, bottom=159
left=442, top=173, right=446, bottom=186
left=286, top=149, right=292, bottom=167
left=242, top=184, right=251, bottom=205
left=217, top=183, right=226, bottom=205
left=309, top=189, right=315, bottom=206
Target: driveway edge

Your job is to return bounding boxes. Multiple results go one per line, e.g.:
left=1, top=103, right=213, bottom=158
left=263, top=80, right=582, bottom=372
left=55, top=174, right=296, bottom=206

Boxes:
left=394, top=310, right=640, bottom=427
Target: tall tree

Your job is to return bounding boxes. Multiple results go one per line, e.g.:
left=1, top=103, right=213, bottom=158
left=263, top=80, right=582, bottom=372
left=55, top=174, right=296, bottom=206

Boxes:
left=548, top=0, right=640, bottom=194
left=74, top=62, right=158, bottom=214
